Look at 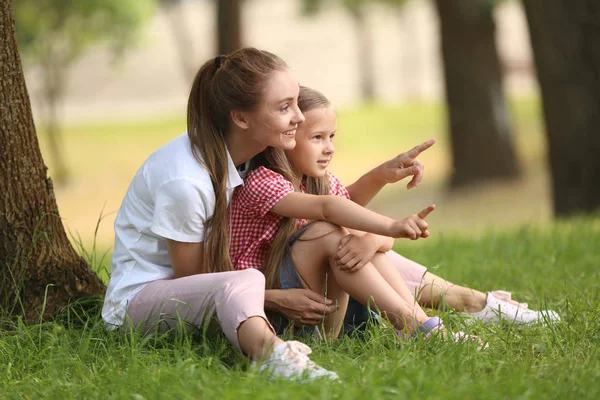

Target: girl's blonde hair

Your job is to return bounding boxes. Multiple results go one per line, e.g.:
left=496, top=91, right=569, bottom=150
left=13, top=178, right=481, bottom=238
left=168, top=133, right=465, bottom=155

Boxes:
left=251, top=86, right=333, bottom=289
left=188, top=47, right=288, bottom=273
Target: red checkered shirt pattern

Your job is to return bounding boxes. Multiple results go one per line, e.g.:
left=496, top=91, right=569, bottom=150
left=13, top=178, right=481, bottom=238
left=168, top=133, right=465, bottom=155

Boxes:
left=230, top=166, right=350, bottom=271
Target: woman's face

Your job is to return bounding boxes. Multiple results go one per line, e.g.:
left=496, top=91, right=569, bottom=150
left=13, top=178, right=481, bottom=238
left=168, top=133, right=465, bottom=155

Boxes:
left=244, top=69, right=305, bottom=150
left=285, top=106, right=337, bottom=179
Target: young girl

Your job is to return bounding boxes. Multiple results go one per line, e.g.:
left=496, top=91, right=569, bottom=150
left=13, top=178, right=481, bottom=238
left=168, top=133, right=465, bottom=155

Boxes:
left=295, top=87, right=560, bottom=331
left=264, top=86, right=559, bottom=335
left=229, top=93, right=481, bottom=344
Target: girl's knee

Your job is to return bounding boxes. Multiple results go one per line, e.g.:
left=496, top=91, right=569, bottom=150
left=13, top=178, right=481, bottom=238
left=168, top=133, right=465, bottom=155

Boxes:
left=300, top=221, right=348, bottom=241
left=294, top=222, right=349, bottom=257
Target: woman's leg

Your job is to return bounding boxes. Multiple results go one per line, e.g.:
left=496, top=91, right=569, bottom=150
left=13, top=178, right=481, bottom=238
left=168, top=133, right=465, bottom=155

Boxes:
left=125, top=269, right=340, bottom=380
left=291, top=222, right=429, bottom=335
left=125, top=269, right=282, bottom=360
left=385, top=250, right=487, bottom=312
left=418, top=272, right=487, bottom=313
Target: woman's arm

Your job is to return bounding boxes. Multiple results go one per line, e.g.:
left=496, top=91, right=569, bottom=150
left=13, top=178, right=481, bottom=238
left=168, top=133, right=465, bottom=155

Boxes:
left=265, top=288, right=338, bottom=326
left=271, top=192, right=434, bottom=240
left=346, top=139, right=435, bottom=206
left=167, top=240, right=206, bottom=278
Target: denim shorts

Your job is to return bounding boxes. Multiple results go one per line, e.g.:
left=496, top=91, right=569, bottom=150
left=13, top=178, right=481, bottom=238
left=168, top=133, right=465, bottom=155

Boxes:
left=269, top=224, right=376, bottom=338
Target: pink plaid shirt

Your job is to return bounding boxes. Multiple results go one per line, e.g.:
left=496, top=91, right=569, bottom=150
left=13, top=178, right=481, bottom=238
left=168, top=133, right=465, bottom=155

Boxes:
left=230, top=166, right=350, bottom=271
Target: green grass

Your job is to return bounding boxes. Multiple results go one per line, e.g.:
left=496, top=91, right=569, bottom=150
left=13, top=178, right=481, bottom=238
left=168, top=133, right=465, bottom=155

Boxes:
left=2, top=217, right=599, bottom=399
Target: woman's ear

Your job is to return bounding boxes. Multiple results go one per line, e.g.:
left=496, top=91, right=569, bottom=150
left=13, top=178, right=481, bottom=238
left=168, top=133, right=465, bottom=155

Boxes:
left=231, top=110, right=249, bottom=130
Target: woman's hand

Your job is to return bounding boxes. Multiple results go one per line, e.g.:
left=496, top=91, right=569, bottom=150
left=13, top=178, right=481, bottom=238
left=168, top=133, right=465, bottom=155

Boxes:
left=390, top=205, right=436, bottom=240
left=265, top=289, right=339, bottom=326
left=376, top=138, right=436, bottom=189
left=333, top=234, right=379, bottom=272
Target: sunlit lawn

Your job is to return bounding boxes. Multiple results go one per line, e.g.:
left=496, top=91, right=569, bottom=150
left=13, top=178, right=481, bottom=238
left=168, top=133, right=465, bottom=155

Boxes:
left=2, top=219, right=599, bottom=399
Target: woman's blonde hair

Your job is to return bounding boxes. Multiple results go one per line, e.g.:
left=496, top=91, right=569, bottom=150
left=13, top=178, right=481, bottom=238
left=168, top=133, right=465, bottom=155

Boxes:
left=187, top=47, right=287, bottom=273
left=252, top=86, right=333, bottom=289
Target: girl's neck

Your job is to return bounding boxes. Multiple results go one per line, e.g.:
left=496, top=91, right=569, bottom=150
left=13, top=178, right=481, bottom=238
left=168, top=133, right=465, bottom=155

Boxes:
left=289, top=163, right=304, bottom=182
left=224, top=128, right=267, bottom=167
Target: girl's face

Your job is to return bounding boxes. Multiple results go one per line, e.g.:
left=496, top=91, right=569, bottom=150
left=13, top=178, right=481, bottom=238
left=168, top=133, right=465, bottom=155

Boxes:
left=285, top=106, right=337, bottom=179
left=244, top=69, right=305, bottom=151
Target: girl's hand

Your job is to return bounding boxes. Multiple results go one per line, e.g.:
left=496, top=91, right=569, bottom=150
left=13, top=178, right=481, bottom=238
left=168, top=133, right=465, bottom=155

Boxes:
left=333, top=234, right=378, bottom=272
left=376, top=139, right=436, bottom=189
left=391, top=205, right=436, bottom=240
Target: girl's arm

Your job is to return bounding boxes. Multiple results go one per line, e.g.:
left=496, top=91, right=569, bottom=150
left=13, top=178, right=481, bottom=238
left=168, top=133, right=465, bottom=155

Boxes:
left=271, top=192, right=434, bottom=240
left=346, top=139, right=435, bottom=206
left=331, top=230, right=393, bottom=272
left=347, top=230, right=394, bottom=252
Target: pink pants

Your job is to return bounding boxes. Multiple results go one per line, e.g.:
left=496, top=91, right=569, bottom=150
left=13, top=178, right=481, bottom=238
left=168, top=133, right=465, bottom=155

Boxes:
left=386, top=249, right=428, bottom=295
left=125, top=269, right=273, bottom=351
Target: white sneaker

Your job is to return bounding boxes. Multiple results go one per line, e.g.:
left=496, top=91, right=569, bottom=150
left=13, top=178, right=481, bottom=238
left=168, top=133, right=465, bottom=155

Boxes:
left=254, top=341, right=340, bottom=381
left=462, top=291, right=560, bottom=325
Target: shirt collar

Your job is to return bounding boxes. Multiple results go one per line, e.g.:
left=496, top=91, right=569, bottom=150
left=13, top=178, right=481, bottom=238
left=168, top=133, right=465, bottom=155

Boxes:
left=225, top=149, right=245, bottom=189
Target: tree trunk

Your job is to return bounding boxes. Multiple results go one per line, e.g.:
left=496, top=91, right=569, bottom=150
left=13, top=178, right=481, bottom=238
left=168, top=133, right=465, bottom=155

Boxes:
left=161, top=0, right=197, bottom=81
left=522, top=0, right=600, bottom=217
left=216, top=0, right=242, bottom=55
left=434, top=0, right=522, bottom=189
left=0, top=0, right=105, bottom=319
left=351, top=8, right=375, bottom=101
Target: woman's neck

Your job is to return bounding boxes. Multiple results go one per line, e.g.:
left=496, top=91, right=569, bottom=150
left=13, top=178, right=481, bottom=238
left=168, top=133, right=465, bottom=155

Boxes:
left=224, top=129, right=267, bottom=167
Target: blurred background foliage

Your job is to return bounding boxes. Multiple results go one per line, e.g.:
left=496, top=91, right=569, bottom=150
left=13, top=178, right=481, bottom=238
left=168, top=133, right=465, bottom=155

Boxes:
left=10, top=0, right=600, bottom=250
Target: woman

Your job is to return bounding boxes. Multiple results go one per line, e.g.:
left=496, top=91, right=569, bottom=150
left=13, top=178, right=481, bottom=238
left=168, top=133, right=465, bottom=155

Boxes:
left=101, top=48, right=338, bottom=381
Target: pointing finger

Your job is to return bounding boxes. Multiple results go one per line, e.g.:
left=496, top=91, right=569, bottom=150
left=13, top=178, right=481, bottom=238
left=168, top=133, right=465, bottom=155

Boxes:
left=405, top=138, right=436, bottom=159
left=417, top=204, right=436, bottom=219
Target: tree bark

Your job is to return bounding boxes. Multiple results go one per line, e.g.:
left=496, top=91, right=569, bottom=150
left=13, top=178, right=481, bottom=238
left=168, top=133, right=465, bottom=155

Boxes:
left=522, top=0, right=600, bottom=217
left=434, top=0, right=521, bottom=189
left=0, top=0, right=105, bottom=319
left=216, top=0, right=242, bottom=55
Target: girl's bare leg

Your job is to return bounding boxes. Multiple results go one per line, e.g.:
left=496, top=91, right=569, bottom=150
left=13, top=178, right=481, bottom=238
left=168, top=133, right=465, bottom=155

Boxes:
left=291, top=222, right=429, bottom=336
left=370, top=252, right=428, bottom=321
left=321, top=272, right=349, bottom=339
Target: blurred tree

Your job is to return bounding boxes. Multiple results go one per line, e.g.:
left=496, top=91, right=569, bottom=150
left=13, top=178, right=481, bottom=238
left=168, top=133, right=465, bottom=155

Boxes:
left=301, top=0, right=406, bottom=101
left=160, top=0, right=197, bottom=81
left=522, top=0, right=600, bottom=216
left=13, top=0, right=155, bottom=185
left=434, top=0, right=522, bottom=189
left=217, top=0, right=242, bottom=54
left=1, top=0, right=105, bottom=319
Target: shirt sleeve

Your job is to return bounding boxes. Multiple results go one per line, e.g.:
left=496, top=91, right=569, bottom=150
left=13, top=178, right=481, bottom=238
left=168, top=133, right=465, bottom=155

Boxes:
left=236, top=167, right=295, bottom=219
left=150, top=178, right=211, bottom=242
left=327, top=172, right=351, bottom=200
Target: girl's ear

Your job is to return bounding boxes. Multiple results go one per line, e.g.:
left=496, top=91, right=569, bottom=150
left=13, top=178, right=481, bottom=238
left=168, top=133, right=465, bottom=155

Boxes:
left=231, top=110, right=249, bottom=130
